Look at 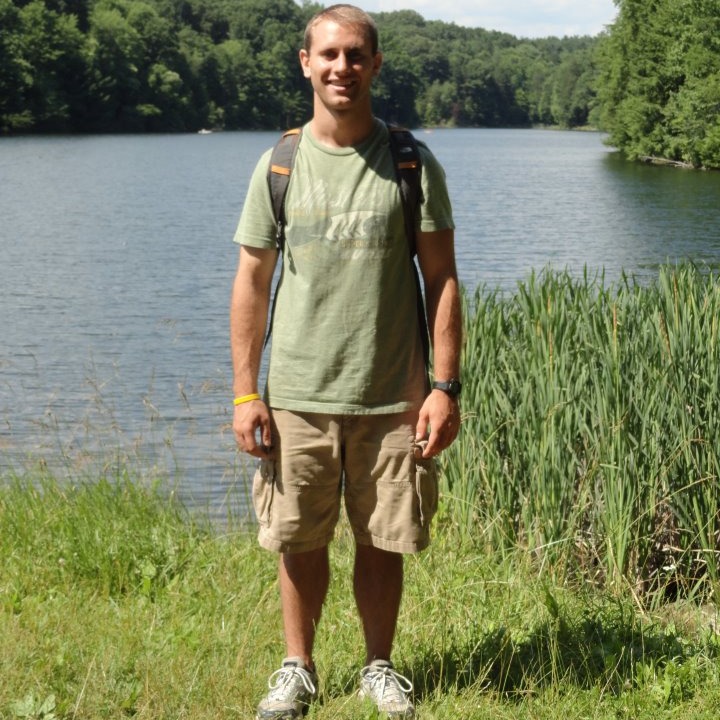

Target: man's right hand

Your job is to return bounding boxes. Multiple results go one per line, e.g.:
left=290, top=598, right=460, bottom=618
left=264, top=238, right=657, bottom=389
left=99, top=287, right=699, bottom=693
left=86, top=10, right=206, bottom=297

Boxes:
left=233, top=399, right=273, bottom=457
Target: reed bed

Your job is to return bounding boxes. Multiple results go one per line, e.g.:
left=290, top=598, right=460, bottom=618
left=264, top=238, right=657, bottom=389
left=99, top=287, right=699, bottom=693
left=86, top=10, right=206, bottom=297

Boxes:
left=441, top=263, right=720, bottom=601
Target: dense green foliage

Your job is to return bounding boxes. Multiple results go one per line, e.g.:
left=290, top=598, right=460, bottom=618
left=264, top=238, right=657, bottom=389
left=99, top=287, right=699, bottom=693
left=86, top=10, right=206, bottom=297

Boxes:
left=441, top=264, right=720, bottom=601
left=0, top=0, right=599, bottom=133
left=366, top=11, right=598, bottom=130
left=5, top=1, right=719, bottom=165
left=596, top=0, right=720, bottom=168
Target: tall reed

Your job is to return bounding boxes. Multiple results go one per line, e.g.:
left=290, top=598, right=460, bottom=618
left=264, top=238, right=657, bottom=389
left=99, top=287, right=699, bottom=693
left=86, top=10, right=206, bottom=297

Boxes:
left=441, top=264, right=720, bottom=599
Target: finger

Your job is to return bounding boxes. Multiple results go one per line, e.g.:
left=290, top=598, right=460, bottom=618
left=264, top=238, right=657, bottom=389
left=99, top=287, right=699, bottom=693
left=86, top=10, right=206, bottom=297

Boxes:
left=261, top=418, right=273, bottom=450
left=234, top=420, right=260, bottom=454
left=415, top=410, right=429, bottom=441
left=425, top=420, right=454, bottom=457
left=422, top=425, right=442, bottom=457
left=240, top=430, right=273, bottom=458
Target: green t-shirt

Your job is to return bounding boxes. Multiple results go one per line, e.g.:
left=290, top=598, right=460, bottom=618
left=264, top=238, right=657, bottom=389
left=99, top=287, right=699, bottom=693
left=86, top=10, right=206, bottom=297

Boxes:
left=234, top=119, right=454, bottom=414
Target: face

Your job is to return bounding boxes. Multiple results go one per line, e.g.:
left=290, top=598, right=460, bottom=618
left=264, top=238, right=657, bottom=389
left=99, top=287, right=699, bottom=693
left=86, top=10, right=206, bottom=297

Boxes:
left=299, top=20, right=382, bottom=114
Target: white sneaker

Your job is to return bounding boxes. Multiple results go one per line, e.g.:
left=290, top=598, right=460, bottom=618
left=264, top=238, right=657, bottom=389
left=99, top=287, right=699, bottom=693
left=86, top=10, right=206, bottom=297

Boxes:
left=359, top=659, right=415, bottom=718
left=256, top=657, right=318, bottom=719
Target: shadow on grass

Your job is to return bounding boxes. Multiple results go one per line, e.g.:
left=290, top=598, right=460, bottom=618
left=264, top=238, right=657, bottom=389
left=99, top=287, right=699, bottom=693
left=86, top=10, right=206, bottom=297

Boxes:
left=408, top=602, right=717, bottom=701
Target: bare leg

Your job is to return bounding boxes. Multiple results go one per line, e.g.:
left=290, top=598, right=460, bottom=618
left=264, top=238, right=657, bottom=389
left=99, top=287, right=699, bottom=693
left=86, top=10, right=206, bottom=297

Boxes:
left=279, top=547, right=330, bottom=669
left=354, top=544, right=404, bottom=664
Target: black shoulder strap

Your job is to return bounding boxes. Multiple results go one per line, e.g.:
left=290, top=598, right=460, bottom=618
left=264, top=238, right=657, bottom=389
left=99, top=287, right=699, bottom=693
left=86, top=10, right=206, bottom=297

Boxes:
left=386, top=124, right=430, bottom=376
left=267, top=127, right=302, bottom=251
left=263, top=128, right=300, bottom=348
left=386, top=124, right=423, bottom=256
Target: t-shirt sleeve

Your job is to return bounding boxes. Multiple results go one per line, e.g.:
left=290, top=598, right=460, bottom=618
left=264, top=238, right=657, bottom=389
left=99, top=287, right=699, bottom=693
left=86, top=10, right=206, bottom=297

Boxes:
left=232, top=148, right=277, bottom=249
left=418, top=144, right=455, bottom=233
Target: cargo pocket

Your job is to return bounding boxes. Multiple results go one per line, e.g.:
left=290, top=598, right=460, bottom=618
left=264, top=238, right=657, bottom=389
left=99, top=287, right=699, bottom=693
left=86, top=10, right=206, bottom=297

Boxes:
left=252, top=459, right=276, bottom=528
left=414, top=457, right=438, bottom=527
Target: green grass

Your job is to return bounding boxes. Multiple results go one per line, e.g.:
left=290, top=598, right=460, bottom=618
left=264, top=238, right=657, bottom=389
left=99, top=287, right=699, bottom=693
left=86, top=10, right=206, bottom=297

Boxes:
left=2, top=475, right=720, bottom=719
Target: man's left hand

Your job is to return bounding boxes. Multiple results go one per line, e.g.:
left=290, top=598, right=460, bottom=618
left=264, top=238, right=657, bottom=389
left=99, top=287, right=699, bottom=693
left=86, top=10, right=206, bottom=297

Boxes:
left=415, top=389, right=461, bottom=458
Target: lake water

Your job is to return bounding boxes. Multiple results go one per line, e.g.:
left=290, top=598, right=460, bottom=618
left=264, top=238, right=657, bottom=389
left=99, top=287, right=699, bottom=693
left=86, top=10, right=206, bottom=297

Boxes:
left=2, top=129, right=720, bottom=519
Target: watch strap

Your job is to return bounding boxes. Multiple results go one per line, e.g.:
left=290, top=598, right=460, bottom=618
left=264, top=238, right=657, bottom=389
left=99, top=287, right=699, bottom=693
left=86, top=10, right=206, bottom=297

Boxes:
left=432, top=378, right=462, bottom=398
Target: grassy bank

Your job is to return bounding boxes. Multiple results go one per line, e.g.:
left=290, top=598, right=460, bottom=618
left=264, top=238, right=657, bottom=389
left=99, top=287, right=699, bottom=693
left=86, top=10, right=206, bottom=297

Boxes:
left=3, top=263, right=720, bottom=718
left=2, top=476, right=720, bottom=719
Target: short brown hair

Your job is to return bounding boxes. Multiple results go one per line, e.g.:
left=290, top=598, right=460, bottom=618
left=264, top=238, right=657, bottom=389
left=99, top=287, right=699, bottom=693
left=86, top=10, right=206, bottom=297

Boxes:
left=303, top=4, right=379, bottom=55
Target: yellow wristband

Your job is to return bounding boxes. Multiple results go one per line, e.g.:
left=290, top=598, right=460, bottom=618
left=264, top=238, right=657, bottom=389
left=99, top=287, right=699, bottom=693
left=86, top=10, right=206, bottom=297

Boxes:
left=233, top=393, right=261, bottom=406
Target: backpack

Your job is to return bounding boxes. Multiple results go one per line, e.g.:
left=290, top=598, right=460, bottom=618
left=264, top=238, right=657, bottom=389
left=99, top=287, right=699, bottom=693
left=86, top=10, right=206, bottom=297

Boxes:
left=265, top=123, right=430, bottom=372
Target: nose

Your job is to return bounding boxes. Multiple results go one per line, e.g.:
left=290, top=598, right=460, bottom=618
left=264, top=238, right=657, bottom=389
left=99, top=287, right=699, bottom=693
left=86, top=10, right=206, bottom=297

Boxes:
left=334, top=52, right=350, bottom=73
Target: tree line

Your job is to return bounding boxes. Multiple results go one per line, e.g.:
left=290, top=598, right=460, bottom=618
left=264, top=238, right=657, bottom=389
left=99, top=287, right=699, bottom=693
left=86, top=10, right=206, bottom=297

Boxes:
left=596, top=0, right=720, bottom=169
left=0, top=0, right=599, bottom=134
left=2, top=0, right=719, bottom=169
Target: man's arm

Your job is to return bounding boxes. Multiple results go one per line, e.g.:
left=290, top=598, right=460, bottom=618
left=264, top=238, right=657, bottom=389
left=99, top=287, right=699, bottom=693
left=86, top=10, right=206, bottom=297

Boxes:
left=230, top=245, right=278, bottom=457
left=415, top=228, right=462, bottom=457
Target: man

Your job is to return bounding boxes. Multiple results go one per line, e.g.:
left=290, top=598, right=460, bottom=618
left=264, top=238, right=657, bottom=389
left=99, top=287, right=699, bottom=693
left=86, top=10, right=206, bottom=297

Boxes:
left=230, top=5, right=461, bottom=718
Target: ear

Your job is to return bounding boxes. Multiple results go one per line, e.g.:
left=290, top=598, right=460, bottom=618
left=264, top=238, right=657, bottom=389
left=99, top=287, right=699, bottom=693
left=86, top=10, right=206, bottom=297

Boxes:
left=299, top=48, right=311, bottom=78
left=372, top=51, right=383, bottom=77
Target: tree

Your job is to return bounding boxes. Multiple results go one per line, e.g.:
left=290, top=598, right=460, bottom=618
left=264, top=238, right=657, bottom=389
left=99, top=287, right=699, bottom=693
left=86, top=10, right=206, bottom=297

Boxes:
left=0, top=0, right=32, bottom=131
left=85, top=1, right=146, bottom=130
left=549, top=50, right=596, bottom=127
left=3, top=1, right=87, bottom=131
left=596, top=0, right=720, bottom=167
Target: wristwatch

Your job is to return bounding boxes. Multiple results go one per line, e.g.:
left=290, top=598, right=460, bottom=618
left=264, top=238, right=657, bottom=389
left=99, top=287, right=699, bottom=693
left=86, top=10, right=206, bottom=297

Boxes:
left=432, top=378, right=462, bottom=399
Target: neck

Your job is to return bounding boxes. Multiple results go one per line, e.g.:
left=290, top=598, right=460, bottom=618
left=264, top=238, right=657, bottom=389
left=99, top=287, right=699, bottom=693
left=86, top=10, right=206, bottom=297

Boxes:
left=309, top=102, right=376, bottom=148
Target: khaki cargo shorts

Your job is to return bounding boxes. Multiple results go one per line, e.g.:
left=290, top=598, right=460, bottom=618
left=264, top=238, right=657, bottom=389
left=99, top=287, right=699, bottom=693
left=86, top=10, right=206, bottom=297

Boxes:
left=252, top=409, right=438, bottom=554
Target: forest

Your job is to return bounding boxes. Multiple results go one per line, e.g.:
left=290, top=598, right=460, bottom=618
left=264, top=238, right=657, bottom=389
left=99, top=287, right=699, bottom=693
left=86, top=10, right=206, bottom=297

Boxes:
left=596, top=0, right=720, bottom=169
left=0, top=0, right=598, bottom=133
left=1, top=0, right=719, bottom=168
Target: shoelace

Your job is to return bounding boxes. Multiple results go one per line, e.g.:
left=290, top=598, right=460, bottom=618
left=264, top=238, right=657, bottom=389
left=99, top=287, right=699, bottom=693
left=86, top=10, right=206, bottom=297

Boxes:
left=266, top=665, right=317, bottom=701
left=363, top=666, right=413, bottom=703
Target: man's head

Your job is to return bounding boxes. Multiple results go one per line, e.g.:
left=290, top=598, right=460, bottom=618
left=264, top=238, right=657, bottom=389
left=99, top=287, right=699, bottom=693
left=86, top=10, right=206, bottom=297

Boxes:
left=303, top=4, right=379, bottom=57
left=299, top=4, right=382, bottom=120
